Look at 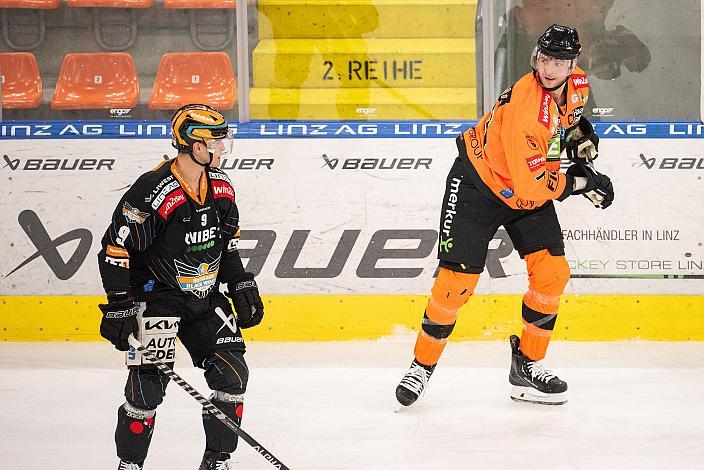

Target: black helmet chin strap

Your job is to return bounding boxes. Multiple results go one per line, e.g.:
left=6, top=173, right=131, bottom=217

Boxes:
left=187, top=148, right=214, bottom=168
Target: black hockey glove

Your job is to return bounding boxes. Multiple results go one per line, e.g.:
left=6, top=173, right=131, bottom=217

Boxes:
left=566, top=160, right=614, bottom=209
left=226, top=273, right=264, bottom=329
left=98, top=293, right=139, bottom=351
left=565, top=117, right=599, bottom=162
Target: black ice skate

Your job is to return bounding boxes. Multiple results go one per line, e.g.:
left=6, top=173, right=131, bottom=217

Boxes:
left=509, top=335, right=567, bottom=405
left=198, top=450, right=232, bottom=470
left=117, top=461, right=143, bottom=470
left=395, top=359, right=436, bottom=407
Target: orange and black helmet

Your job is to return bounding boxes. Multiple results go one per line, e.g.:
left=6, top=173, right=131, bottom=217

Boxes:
left=171, top=104, right=229, bottom=153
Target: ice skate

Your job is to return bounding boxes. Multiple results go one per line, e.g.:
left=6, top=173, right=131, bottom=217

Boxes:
left=198, top=450, right=232, bottom=470
left=509, top=335, right=567, bottom=405
left=395, top=359, right=436, bottom=408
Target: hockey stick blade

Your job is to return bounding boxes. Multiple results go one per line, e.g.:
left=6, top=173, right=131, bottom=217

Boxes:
left=127, top=335, right=291, bottom=470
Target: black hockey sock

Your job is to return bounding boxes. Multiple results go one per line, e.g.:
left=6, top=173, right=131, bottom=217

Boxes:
left=115, top=403, right=156, bottom=464
left=202, top=393, right=243, bottom=453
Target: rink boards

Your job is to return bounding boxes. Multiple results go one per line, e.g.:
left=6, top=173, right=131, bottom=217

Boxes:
left=0, top=121, right=702, bottom=341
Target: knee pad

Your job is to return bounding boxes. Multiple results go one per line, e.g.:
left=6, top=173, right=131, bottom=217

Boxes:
left=124, top=367, right=169, bottom=410
left=203, top=391, right=244, bottom=454
left=426, top=268, right=480, bottom=324
left=203, top=351, right=249, bottom=395
left=116, top=403, right=156, bottom=464
left=524, top=250, right=570, bottom=314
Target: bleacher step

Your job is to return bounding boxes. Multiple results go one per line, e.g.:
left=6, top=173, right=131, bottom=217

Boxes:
left=249, top=86, right=476, bottom=119
left=257, top=0, right=477, bottom=39
left=253, top=38, right=476, bottom=88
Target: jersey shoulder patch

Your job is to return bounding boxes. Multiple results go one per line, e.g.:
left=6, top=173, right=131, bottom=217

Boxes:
left=132, top=164, right=186, bottom=220
left=210, top=172, right=235, bottom=202
left=208, top=168, right=233, bottom=184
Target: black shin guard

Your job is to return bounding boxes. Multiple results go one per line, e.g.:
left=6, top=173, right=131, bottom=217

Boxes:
left=202, top=392, right=243, bottom=454
left=115, top=403, right=156, bottom=464
left=421, top=312, right=456, bottom=340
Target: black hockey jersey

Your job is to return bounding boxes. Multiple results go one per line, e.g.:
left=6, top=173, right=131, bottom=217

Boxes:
left=98, top=159, right=245, bottom=300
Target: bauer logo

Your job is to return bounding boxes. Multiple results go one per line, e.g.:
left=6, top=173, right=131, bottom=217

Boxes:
left=636, top=153, right=704, bottom=170
left=237, top=228, right=517, bottom=281
left=4, top=209, right=92, bottom=280
left=219, top=158, right=274, bottom=171
left=320, top=154, right=433, bottom=170
left=1, top=154, right=115, bottom=171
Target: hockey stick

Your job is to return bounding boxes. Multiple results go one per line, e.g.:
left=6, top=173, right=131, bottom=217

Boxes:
left=127, top=335, right=291, bottom=470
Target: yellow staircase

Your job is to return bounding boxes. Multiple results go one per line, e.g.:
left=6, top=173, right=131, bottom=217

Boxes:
left=252, top=0, right=477, bottom=120
left=257, top=0, right=477, bottom=39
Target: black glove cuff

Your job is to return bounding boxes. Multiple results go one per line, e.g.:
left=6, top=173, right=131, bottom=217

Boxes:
left=106, top=291, right=129, bottom=304
left=556, top=174, right=574, bottom=202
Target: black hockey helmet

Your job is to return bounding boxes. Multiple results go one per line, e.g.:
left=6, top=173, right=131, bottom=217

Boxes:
left=171, top=103, right=230, bottom=154
left=537, top=24, right=582, bottom=60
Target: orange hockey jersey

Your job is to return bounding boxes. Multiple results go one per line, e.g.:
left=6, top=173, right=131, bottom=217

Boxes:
left=457, top=67, right=589, bottom=210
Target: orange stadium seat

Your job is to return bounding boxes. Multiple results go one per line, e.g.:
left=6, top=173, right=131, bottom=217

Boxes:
left=0, top=1, right=60, bottom=7
left=163, top=0, right=235, bottom=8
left=0, top=53, right=42, bottom=109
left=149, top=52, right=236, bottom=110
left=51, top=53, right=139, bottom=110
left=66, top=0, right=154, bottom=7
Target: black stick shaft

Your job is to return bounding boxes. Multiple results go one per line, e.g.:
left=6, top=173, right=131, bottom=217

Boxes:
left=127, top=335, right=290, bottom=470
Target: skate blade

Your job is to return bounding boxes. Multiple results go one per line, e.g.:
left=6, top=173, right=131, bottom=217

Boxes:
left=510, top=386, right=567, bottom=405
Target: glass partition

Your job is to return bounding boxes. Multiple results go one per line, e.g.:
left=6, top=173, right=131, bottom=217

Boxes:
left=0, top=1, right=238, bottom=120
left=250, top=0, right=479, bottom=120
left=494, top=0, right=700, bottom=121
left=1, top=1, right=701, bottom=122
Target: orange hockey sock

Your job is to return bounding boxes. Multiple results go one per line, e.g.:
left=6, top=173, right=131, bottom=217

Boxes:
left=412, top=268, right=479, bottom=366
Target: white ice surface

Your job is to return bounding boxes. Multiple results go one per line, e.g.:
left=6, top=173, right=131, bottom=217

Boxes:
left=1, top=340, right=703, bottom=470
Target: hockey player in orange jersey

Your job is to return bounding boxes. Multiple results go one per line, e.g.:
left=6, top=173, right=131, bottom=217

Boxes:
left=396, top=24, right=614, bottom=407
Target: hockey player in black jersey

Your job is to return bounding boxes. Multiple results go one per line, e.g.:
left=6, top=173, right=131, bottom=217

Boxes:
left=97, top=104, right=264, bottom=470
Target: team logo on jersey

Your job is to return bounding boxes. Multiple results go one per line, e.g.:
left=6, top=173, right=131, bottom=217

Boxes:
left=516, top=198, right=535, bottom=210
left=525, top=135, right=539, bottom=151
left=174, top=257, right=220, bottom=298
left=122, top=202, right=150, bottom=224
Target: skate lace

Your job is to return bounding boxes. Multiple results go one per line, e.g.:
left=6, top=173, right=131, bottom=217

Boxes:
left=527, top=361, right=556, bottom=383
left=399, top=362, right=430, bottom=396
left=118, top=462, right=142, bottom=470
